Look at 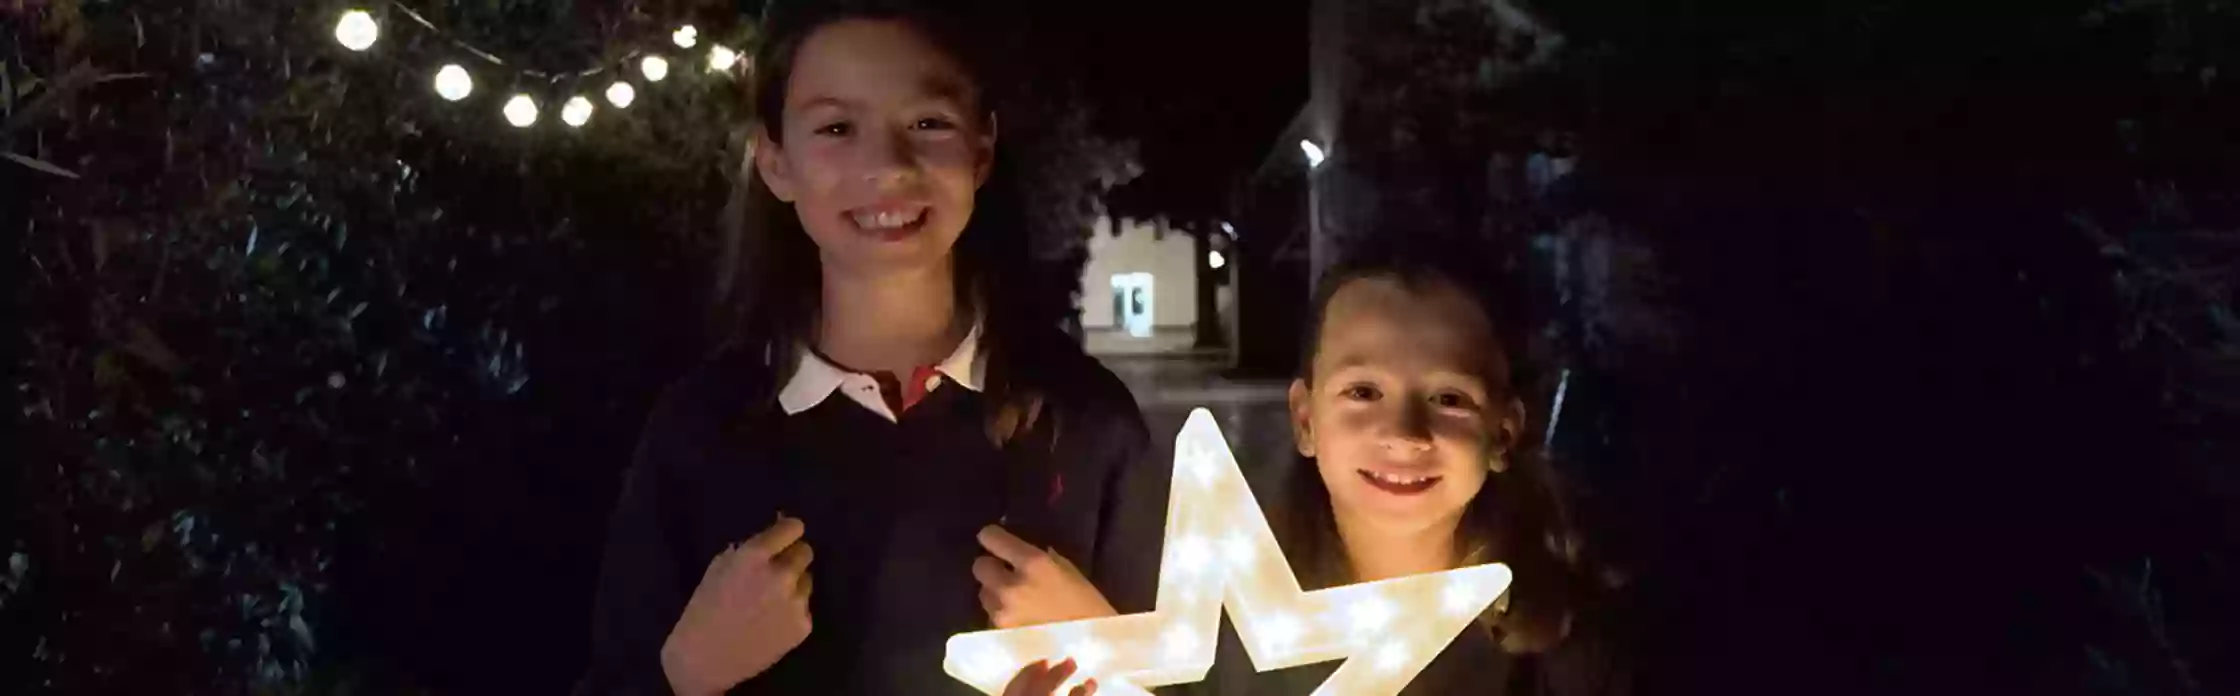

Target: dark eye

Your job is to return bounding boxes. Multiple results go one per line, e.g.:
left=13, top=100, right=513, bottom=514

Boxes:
left=814, top=121, right=852, bottom=137
left=1341, top=385, right=1381, bottom=402
left=1433, top=392, right=1477, bottom=410
left=912, top=117, right=956, bottom=131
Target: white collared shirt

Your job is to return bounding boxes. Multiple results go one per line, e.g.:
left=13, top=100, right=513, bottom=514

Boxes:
left=776, top=324, right=985, bottom=423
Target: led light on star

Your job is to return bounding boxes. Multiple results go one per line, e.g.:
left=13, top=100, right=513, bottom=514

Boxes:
left=671, top=25, right=698, bottom=49
left=708, top=45, right=740, bottom=72
left=640, top=55, right=670, bottom=82
left=433, top=64, right=473, bottom=101
left=502, top=95, right=538, bottom=128
left=1344, top=594, right=1395, bottom=637
left=560, top=96, right=595, bottom=127
left=604, top=81, right=636, bottom=108
left=942, top=409, right=1514, bottom=696
left=335, top=10, right=379, bottom=51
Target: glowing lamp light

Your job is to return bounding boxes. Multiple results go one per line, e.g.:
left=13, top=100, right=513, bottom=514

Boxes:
left=502, top=95, right=538, bottom=128
left=708, top=45, right=741, bottom=73
left=334, top=10, right=379, bottom=51
left=605, top=81, right=636, bottom=109
left=943, top=409, right=1513, bottom=696
left=1301, top=139, right=1328, bottom=168
left=671, top=25, right=699, bottom=49
left=433, top=64, right=473, bottom=102
left=1220, top=221, right=1236, bottom=236
left=1208, top=250, right=1227, bottom=270
left=640, top=55, right=670, bottom=82
left=560, top=96, right=595, bottom=127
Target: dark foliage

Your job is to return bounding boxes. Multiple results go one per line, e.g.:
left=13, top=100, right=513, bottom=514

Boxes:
left=4, top=0, right=1132, bottom=690
left=1333, top=0, right=2237, bottom=693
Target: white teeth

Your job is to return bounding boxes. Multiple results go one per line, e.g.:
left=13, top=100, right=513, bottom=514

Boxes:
left=1365, top=471, right=1436, bottom=486
left=851, top=209, right=923, bottom=230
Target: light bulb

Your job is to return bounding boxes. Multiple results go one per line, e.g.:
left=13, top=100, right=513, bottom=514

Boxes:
left=1172, top=535, right=1211, bottom=576
left=1221, top=531, right=1253, bottom=567
left=1372, top=642, right=1410, bottom=672
left=334, top=10, right=379, bottom=51
left=605, top=81, right=636, bottom=108
left=672, top=25, right=698, bottom=49
left=640, top=55, right=670, bottom=82
left=561, top=96, right=594, bottom=127
left=1300, top=139, right=1327, bottom=168
left=708, top=45, right=740, bottom=72
left=1258, top=612, right=1304, bottom=654
left=1208, top=250, right=1227, bottom=270
left=1441, top=575, right=1481, bottom=616
left=503, top=95, right=538, bottom=128
left=1344, top=594, right=1395, bottom=636
left=433, top=64, right=473, bottom=101
left=1160, top=623, right=1200, bottom=660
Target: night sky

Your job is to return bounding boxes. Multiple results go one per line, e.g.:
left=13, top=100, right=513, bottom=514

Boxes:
left=1041, top=1, right=1309, bottom=222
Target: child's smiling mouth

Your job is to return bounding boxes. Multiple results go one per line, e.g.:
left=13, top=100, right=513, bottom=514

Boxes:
left=1358, top=469, right=1442, bottom=495
left=846, top=203, right=928, bottom=239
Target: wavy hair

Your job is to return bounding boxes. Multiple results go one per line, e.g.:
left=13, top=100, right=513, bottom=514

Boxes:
left=716, top=0, right=1061, bottom=445
left=1279, top=235, right=1598, bottom=654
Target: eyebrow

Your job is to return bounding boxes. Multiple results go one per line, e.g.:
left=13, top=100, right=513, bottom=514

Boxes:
left=1324, top=353, right=1375, bottom=373
left=791, top=95, right=855, bottom=112
left=918, top=75, right=975, bottom=105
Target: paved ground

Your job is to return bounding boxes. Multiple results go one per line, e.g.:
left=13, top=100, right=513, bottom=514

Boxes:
left=1093, top=352, right=1299, bottom=492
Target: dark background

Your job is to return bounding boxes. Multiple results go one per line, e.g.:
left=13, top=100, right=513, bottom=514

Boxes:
left=5, top=0, right=2235, bottom=694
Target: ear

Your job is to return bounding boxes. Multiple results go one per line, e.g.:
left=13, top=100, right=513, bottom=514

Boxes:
left=972, top=111, right=1000, bottom=190
left=753, top=123, right=798, bottom=203
left=1489, top=395, right=1527, bottom=472
left=1288, top=378, right=1316, bottom=458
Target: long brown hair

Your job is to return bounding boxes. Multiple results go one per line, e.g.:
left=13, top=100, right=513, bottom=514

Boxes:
left=1280, top=237, right=1597, bottom=654
left=717, top=0, right=1059, bottom=445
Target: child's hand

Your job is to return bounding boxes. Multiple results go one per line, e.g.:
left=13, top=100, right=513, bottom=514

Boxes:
left=974, top=525, right=1118, bottom=628
left=661, top=516, right=815, bottom=696
left=1004, top=657, right=1100, bottom=696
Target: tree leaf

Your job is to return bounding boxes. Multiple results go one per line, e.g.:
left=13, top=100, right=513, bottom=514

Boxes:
left=2, top=152, right=79, bottom=179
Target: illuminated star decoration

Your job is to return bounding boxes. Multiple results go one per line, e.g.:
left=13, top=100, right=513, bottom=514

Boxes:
left=944, top=409, right=1514, bottom=696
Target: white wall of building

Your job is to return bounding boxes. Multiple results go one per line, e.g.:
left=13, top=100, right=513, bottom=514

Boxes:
left=1079, top=215, right=1199, bottom=330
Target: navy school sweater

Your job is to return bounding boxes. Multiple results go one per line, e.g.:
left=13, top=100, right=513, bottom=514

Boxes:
left=580, top=334, right=1165, bottom=695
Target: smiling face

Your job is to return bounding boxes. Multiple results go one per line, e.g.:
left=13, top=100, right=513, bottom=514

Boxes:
left=1290, top=274, right=1525, bottom=542
left=754, top=18, right=996, bottom=277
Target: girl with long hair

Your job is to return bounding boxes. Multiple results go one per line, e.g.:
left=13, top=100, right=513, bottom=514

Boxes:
left=1004, top=238, right=1624, bottom=695
left=584, top=3, right=1162, bottom=694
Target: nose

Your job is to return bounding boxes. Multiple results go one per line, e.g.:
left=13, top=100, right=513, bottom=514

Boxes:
left=1378, top=399, right=1435, bottom=455
left=858, top=125, right=920, bottom=188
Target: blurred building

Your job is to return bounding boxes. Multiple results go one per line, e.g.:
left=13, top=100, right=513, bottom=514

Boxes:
left=1075, top=214, right=1235, bottom=355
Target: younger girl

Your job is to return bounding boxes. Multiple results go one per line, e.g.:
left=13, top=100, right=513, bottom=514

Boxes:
left=1005, top=239, right=1624, bottom=695
left=584, top=3, right=1162, bottom=694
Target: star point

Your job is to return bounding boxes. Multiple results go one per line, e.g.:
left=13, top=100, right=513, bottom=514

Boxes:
left=945, top=409, right=1512, bottom=695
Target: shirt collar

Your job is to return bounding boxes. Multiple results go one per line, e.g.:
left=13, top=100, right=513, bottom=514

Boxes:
left=777, top=322, right=985, bottom=416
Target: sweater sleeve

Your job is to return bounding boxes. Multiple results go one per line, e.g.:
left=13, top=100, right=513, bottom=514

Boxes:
left=580, top=394, right=699, bottom=696
left=1084, top=368, right=1164, bottom=616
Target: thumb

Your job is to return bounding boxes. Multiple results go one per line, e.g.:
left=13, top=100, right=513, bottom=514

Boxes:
left=1047, top=547, right=1084, bottom=576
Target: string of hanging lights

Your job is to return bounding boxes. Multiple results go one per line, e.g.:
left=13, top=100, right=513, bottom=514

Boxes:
left=328, top=3, right=750, bottom=130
